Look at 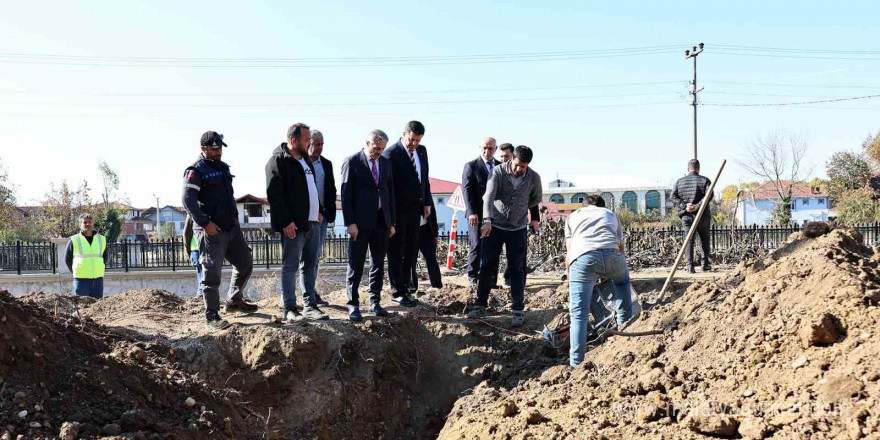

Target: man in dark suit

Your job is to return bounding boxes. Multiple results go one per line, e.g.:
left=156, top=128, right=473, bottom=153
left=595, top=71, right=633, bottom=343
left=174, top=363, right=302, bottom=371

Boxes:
left=408, top=197, right=443, bottom=291
left=308, top=129, right=337, bottom=306
left=462, top=137, right=500, bottom=288
left=382, top=120, right=432, bottom=307
left=340, top=129, right=397, bottom=321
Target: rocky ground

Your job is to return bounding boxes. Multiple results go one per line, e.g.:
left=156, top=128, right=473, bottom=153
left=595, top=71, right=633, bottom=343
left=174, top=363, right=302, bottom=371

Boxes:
left=5, top=226, right=873, bottom=439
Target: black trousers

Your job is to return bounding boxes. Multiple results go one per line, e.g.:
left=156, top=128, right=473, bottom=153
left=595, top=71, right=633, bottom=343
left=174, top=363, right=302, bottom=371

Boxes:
left=346, top=211, right=389, bottom=307
left=503, top=240, right=528, bottom=288
left=682, top=214, right=711, bottom=267
left=476, top=228, right=527, bottom=311
left=388, top=213, right=421, bottom=297
left=197, top=225, right=252, bottom=319
left=467, top=221, right=498, bottom=285
left=409, top=223, right=443, bottom=289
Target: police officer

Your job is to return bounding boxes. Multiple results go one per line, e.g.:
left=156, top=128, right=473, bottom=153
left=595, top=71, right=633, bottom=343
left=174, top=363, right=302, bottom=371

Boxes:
left=182, top=131, right=258, bottom=330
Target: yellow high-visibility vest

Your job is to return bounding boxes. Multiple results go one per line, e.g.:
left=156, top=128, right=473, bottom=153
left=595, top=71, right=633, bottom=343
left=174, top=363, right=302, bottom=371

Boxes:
left=190, top=236, right=198, bottom=251
left=70, top=233, right=106, bottom=279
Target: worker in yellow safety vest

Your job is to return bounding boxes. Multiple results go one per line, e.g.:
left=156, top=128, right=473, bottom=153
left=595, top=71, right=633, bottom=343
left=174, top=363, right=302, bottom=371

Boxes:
left=65, top=213, right=108, bottom=298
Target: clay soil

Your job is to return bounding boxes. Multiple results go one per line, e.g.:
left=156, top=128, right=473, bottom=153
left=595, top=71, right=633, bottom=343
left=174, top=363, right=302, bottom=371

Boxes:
left=3, top=226, right=876, bottom=439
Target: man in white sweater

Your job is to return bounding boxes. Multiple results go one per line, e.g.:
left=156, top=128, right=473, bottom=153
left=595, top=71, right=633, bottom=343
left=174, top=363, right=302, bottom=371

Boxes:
left=565, top=194, right=633, bottom=367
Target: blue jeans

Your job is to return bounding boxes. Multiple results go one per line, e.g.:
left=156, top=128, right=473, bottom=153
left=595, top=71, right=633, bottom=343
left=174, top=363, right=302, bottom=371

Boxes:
left=73, top=277, right=104, bottom=299
left=190, top=251, right=202, bottom=293
left=569, top=249, right=633, bottom=367
left=281, top=222, right=320, bottom=310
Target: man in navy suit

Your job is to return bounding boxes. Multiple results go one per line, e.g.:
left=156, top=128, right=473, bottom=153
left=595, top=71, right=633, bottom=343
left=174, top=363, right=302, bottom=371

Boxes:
left=462, top=137, right=500, bottom=288
left=340, top=129, right=397, bottom=321
left=382, top=120, right=432, bottom=307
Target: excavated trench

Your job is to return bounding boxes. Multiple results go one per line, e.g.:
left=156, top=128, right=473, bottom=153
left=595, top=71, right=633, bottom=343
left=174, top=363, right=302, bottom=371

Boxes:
left=161, top=277, right=682, bottom=439
left=2, top=276, right=686, bottom=440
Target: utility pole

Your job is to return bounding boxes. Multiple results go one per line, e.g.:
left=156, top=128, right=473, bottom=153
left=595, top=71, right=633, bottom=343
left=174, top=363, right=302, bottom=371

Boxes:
left=685, top=43, right=704, bottom=160
left=152, top=194, right=160, bottom=241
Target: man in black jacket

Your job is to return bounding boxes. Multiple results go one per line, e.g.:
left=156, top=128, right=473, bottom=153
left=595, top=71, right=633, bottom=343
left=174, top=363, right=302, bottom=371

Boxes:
left=266, top=123, right=328, bottom=322
left=308, top=129, right=336, bottom=306
left=341, top=129, right=397, bottom=321
left=462, top=137, right=500, bottom=287
left=670, top=159, right=714, bottom=273
left=382, top=120, right=432, bottom=307
left=183, top=131, right=258, bottom=330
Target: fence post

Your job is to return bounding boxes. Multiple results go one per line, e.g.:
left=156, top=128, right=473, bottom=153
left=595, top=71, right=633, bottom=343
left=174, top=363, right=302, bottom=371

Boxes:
left=16, top=240, right=21, bottom=275
left=171, top=237, right=177, bottom=271
left=51, top=242, right=56, bottom=274
left=265, top=234, right=270, bottom=269
left=123, top=240, right=129, bottom=272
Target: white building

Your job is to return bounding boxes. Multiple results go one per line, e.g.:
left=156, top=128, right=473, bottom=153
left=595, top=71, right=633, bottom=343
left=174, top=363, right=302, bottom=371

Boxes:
left=235, top=194, right=271, bottom=229
left=544, top=174, right=670, bottom=216
left=736, top=181, right=831, bottom=225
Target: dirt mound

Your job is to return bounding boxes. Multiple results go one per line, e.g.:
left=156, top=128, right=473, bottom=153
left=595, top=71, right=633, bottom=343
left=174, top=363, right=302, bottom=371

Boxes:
left=0, top=289, right=246, bottom=439
left=18, top=291, right=96, bottom=315
left=438, top=228, right=880, bottom=439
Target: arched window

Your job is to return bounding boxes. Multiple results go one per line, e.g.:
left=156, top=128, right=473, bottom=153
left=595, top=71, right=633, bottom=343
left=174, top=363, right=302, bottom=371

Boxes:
left=622, top=191, right=638, bottom=212
left=645, top=190, right=661, bottom=213
left=600, top=192, right=615, bottom=211
left=549, top=194, right=564, bottom=204
left=571, top=193, right=589, bottom=204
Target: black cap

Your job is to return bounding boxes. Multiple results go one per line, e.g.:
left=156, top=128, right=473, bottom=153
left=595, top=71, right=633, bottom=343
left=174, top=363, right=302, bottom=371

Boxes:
left=200, top=131, right=227, bottom=148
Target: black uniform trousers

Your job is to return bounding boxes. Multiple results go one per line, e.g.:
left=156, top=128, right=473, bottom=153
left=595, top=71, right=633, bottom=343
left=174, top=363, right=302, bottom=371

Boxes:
left=197, top=225, right=253, bottom=318
left=346, top=210, right=389, bottom=307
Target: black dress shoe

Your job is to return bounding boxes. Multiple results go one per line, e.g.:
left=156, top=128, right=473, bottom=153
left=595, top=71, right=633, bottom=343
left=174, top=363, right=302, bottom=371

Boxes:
left=224, top=299, right=258, bottom=313
left=391, top=294, right=418, bottom=307
left=314, top=295, right=330, bottom=306
left=347, top=306, right=363, bottom=322
left=369, top=303, right=389, bottom=317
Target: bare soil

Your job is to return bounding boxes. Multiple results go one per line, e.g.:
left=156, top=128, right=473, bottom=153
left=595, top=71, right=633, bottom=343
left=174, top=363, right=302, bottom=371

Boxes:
left=8, top=228, right=869, bottom=440
left=438, top=228, right=880, bottom=440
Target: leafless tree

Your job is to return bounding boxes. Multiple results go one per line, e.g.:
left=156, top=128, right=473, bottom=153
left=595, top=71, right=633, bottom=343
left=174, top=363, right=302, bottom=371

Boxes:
left=737, top=131, right=811, bottom=224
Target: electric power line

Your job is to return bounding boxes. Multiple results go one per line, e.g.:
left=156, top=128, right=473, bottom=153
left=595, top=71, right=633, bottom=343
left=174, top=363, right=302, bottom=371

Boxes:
left=701, top=94, right=880, bottom=107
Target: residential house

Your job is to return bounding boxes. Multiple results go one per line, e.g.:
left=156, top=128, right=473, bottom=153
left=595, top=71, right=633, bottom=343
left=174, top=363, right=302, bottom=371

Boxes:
left=544, top=174, right=670, bottom=216
left=120, top=206, right=151, bottom=242
left=141, top=206, right=188, bottom=238
left=236, top=194, right=271, bottom=230
left=736, top=181, right=831, bottom=226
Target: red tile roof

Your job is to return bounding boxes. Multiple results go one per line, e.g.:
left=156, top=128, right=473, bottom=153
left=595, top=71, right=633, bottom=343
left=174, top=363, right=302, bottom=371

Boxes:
left=430, top=178, right=460, bottom=195
left=749, top=181, right=827, bottom=200
left=236, top=194, right=269, bottom=205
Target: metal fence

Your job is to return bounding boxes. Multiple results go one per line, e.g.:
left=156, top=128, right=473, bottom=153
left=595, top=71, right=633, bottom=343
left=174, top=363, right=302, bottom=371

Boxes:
left=3, top=223, right=878, bottom=274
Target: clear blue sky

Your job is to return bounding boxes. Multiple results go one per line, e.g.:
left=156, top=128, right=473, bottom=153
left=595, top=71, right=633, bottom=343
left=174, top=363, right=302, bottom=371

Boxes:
left=1, top=0, right=879, bottom=209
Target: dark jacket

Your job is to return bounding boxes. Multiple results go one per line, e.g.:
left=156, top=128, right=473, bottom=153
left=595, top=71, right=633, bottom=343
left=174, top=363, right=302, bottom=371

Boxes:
left=670, top=171, right=713, bottom=218
left=462, top=156, right=500, bottom=219
left=265, top=143, right=324, bottom=234
left=315, top=155, right=338, bottom=224
left=382, top=140, right=432, bottom=221
left=422, top=197, right=439, bottom=237
left=181, top=155, right=239, bottom=231
left=341, top=150, right=395, bottom=230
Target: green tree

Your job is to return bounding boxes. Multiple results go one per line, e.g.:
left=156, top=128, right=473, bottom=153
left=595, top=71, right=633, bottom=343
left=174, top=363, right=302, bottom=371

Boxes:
left=41, top=180, right=95, bottom=238
left=862, top=132, right=880, bottom=166
left=0, top=158, right=16, bottom=240
left=826, top=151, right=872, bottom=203
left=98, top=160, right=120, bottom=206
left=159, top=222, right=177, bottom=240
left=835, top=188, right=880, bottom=224
left=94, top=205, right=124, bottom=243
